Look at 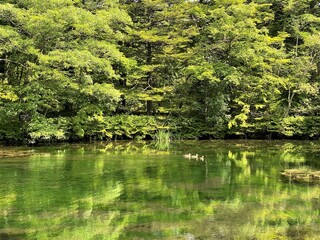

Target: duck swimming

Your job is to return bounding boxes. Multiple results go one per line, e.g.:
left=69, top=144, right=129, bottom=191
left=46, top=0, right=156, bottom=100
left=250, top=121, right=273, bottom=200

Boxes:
left=191, top=154, right=198, bottom=159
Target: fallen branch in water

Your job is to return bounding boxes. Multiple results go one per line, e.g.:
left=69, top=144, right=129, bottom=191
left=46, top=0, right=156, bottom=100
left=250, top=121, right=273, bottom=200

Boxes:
left=281, top=169, right=320, bottom=183
left=0, top=150, right=34, bottom=158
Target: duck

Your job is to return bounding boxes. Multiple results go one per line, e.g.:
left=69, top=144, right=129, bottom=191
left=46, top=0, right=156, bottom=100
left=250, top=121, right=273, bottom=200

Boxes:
left=191, top=154, right=198, bottom=159
left=183, top=153, right=191, bottom=159
left=199, top=156, right=205, bottom=161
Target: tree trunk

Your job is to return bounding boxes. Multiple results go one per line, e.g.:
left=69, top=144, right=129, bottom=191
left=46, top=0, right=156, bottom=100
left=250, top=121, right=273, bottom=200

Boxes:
left=147, top=100, right=153, bottom=116
left=284, top=88, right=295, bottom=118
left=146, top=42, right=153, bottom=115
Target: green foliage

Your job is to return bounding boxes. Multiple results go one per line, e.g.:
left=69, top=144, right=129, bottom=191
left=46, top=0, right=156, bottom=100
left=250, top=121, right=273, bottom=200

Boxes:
left=27, top=116, right=68, bottom=141
left=280, top=116, right=320, bottom=138
left=122, top=0, right=197, bottom=115
left=71, top=114, right=158, bottom=140
left=0, top=0, right=320, bottom=141
left=0, top=105, right=24, bottom=141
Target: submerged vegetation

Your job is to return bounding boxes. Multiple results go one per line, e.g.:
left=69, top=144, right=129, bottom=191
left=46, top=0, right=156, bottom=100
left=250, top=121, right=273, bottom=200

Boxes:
left=0, top=0, right=320, bottom=143
left=1, top=141, right=320, bottom=239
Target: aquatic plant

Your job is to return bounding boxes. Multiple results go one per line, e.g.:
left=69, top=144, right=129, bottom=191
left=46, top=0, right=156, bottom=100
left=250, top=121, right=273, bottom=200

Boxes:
left=154, top=129, right=171, bottom=150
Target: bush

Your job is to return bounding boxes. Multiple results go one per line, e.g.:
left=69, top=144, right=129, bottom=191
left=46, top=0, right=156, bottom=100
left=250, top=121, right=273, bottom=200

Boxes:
left=280, top=116, right=320, bottom=138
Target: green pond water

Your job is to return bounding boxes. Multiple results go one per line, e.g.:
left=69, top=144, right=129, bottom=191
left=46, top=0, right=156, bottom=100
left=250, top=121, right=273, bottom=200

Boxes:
left=1, top=140, right=320, bottom=240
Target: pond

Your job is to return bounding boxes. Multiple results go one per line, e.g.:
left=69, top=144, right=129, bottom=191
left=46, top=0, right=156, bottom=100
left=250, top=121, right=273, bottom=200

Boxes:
left=0, top=140, right=320, bottom=239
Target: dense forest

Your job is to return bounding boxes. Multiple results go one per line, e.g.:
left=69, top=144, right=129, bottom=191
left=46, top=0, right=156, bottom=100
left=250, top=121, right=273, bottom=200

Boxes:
left=0, top=0, right=319, bottom=143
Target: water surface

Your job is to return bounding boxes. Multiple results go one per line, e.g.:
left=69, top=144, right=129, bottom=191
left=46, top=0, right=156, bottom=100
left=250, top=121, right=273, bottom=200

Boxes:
left=0, top=140, right=320, bottom=239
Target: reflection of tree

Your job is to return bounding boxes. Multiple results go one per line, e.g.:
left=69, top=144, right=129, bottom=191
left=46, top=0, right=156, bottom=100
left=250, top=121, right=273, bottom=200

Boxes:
left=0, top=149, right=130, bottom=239
left=200, top=142, right=320, bottom=239
left=1, top=141, right=320, bottom=239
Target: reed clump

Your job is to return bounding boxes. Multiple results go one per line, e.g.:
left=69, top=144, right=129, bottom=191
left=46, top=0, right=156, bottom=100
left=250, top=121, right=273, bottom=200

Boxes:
left=154, top=129, right=171, bottom=150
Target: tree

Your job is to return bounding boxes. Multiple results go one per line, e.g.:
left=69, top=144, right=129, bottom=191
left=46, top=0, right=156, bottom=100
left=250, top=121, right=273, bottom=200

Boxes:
left=0, top=0, right=134, bottom=141
left=175, top=1, right=289, bottom=137
left=121, top=0, right=198, bottom=117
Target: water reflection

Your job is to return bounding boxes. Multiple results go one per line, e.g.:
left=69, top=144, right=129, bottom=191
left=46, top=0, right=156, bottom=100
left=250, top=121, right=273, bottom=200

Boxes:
left=0, top=141, right=320, bottom=239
